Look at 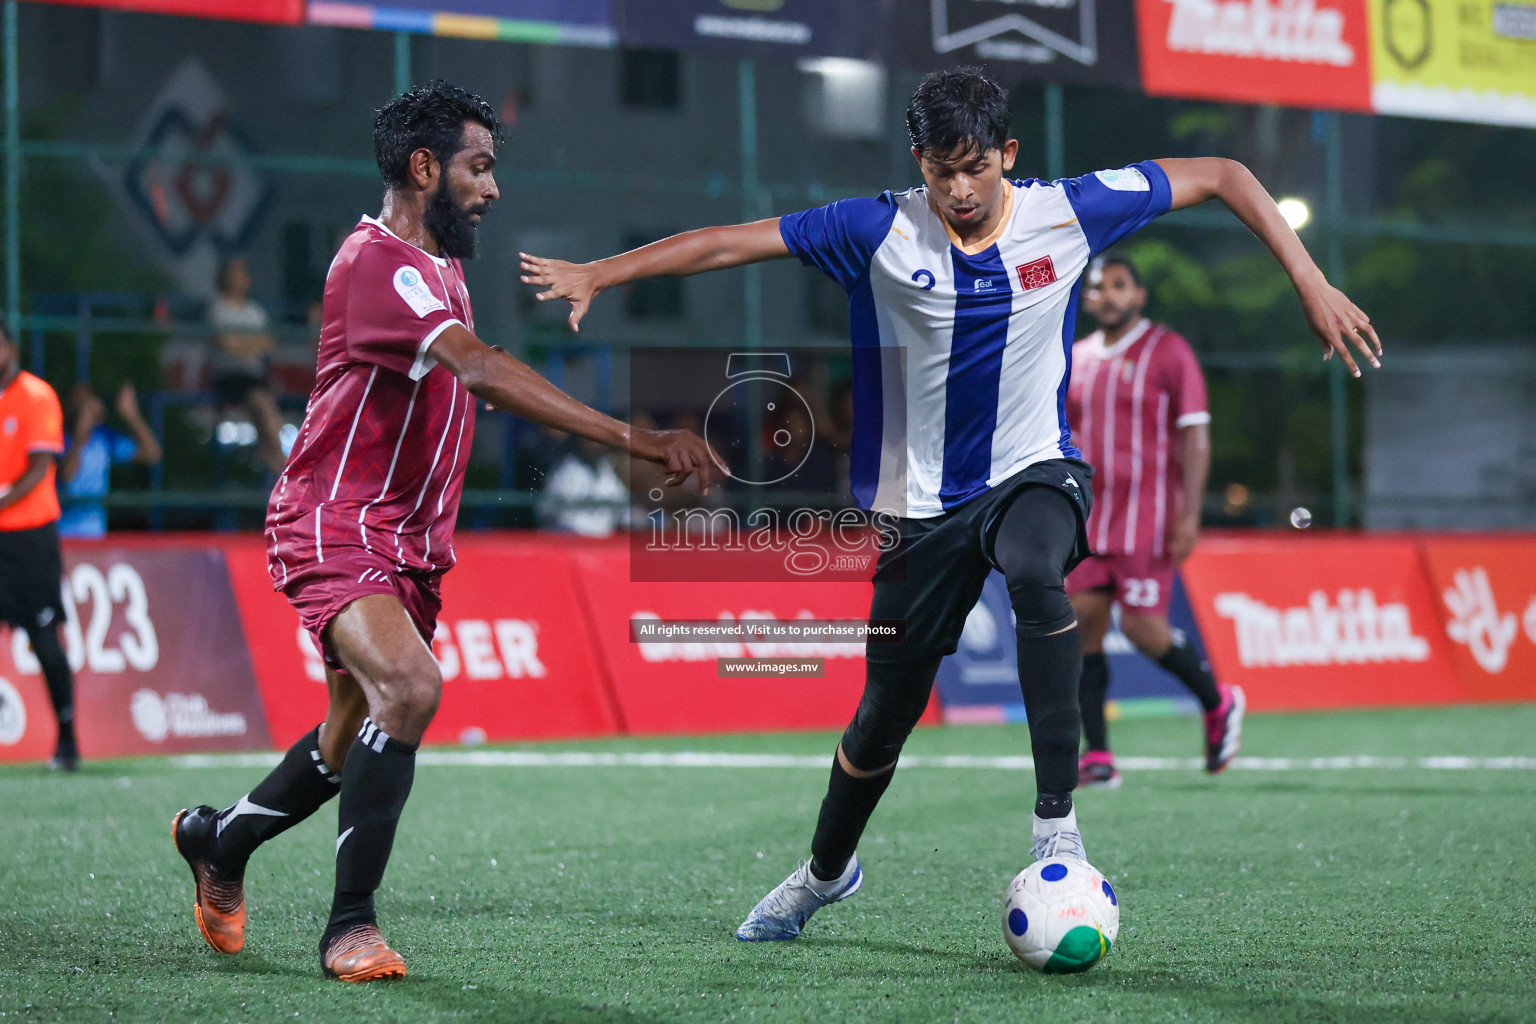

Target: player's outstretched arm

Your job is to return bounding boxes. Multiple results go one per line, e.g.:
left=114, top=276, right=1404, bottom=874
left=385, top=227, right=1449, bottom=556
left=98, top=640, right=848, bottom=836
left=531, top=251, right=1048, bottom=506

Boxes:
left=1155, top=157, right=1382, bottom=377
left=427, top=324, right=725, bottom=493
left=519, top=219, right=791, bottom=333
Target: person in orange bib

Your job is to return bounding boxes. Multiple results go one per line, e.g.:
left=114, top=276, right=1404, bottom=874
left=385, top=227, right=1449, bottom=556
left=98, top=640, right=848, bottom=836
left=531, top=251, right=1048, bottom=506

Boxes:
left=0, top=323, right=78, bottom=770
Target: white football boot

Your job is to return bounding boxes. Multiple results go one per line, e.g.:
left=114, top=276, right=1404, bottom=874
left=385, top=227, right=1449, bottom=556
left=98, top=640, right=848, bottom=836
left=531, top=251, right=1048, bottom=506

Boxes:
left=1031, top=806, right=1088, bottom=863
left=735, top=855, right=862, bottom=941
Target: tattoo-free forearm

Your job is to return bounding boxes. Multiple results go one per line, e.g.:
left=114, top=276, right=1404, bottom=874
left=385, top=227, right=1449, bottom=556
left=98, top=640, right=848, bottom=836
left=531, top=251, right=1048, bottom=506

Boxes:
left=1179, top=423, right=1211, bottom=521
left=459, top=345, right=629, bottom=450
left=590, top=220, right=788, bottom=290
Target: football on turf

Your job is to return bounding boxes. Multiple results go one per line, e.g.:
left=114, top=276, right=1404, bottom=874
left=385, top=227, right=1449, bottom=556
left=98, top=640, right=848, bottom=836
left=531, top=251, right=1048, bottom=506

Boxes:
left=1002, top=858, right=1119, bottom=973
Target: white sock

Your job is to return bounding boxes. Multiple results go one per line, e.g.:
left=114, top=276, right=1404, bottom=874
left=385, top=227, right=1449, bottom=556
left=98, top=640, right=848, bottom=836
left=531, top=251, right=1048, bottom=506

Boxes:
left=1033, top=806, right=1079, bottom=842
left=805, top=854, right=857, bottom=895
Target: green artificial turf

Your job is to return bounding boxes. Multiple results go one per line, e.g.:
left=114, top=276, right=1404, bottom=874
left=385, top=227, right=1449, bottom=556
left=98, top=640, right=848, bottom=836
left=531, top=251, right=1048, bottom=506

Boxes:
left=2, top=704, right=1533, bottom=1024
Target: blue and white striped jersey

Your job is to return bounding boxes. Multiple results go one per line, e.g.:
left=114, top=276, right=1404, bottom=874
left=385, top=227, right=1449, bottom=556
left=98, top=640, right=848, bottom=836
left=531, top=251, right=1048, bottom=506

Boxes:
left=780, top=161, right=1172, bottom=518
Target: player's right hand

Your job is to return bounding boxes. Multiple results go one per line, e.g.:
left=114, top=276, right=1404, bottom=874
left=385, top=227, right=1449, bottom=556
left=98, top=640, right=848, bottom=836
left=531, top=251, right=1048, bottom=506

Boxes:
left=1298, top=276, right=1381, bottom=377
left=519, top=254, right=598, bottom=334
left=628, top=427, right=729, bottom=496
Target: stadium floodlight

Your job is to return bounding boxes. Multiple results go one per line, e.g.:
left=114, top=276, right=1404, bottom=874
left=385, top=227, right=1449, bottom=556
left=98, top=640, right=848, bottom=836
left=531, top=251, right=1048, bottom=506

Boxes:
left=1277, top=197, right=1311, bottom=231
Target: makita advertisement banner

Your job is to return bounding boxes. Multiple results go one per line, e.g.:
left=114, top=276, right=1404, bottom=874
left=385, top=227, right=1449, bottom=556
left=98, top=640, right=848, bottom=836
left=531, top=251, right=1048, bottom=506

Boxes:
left=887, top=0, right=1141, bottom=88
left=0, top=541, right=271, bottom=762
left=1179, top=535, right=1469, bottom=710
left=1419, top=538, right=1536, bottom=703
left=3, top=532, right=1533, bottom=763
left=1133, top=0, right=1374, bottom=112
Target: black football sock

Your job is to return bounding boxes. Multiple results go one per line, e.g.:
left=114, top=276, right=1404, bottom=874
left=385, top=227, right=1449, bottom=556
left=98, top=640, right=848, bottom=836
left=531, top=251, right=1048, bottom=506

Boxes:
left=28, top=624, right=76, bottom=753
left=1078, top=652, right=1110, bottom=753
left=1158, top=637, right=1221, bottom=712
left=810, top=755, right=896, bottom=881
left=1017, top=627, right=1083, bottom=800
left=325, top=718, right=417, bottom=941
left=215, top=724, right=342, bottom=869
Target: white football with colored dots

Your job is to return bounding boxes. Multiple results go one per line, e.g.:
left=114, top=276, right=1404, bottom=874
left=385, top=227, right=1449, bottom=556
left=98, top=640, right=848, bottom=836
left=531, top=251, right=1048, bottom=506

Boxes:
left=1003, top=857, right=1120, bottom=973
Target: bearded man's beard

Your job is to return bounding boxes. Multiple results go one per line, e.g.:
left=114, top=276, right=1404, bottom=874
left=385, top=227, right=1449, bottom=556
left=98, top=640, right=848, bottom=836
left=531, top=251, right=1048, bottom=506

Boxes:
left=425, top=181, right=484, bottom=260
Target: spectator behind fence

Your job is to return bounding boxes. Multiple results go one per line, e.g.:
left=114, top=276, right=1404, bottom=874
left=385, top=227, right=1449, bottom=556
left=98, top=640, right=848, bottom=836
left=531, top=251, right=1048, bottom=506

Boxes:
left=59, top=382, right=163, bottom=539
left=208, top=258, right=287, bottom=472
left=536, top=429, right=629, bottom=537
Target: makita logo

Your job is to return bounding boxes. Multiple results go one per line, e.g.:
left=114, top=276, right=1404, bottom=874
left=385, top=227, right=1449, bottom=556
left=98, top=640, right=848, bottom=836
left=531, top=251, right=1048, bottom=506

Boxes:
left=1213, top=589, right=1430, bottom=668
left=130, top=689, right=248, bottom=743
left=1164, top=0, right=1355, bottom=66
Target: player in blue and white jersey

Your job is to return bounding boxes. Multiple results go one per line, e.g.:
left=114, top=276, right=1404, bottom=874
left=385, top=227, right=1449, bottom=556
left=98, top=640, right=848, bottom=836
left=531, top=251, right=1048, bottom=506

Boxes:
left=520, top=68, right=1381, bottom=942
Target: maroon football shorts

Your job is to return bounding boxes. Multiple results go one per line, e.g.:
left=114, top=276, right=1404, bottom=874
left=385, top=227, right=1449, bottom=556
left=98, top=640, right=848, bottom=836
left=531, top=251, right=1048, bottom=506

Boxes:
left=1066, top=550, right=1176, bottom=617
left=281, top=546, right=443, bottom=673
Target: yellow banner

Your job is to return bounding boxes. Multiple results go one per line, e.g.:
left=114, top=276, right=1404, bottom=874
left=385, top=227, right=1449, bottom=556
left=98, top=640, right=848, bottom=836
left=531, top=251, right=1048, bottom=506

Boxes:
left=1370, top=0, right=1536, bottom=125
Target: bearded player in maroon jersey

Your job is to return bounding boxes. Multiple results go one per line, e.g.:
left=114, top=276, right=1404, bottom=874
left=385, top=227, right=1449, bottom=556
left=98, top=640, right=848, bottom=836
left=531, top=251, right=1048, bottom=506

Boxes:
left=170, top=82, right=716, bottom=982
left=1066, top=253, right=1242, bottom=788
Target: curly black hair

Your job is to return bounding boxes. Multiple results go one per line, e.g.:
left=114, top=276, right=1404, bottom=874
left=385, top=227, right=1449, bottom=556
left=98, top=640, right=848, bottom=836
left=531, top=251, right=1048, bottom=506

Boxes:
left=373, top=80, right=503, bottom=190
left=906, top=67, right=1011, bottom=161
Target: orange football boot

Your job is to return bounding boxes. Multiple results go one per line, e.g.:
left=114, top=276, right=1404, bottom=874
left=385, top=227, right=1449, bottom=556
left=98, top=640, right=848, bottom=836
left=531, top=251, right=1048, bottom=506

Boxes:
left=322, top=925, right=408, bottom=982
left=172, top=806, right=246, bottom=954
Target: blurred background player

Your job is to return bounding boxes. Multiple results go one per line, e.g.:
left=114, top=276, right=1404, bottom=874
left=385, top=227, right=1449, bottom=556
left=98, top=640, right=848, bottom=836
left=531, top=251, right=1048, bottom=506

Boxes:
left=59, top=382, right=163, bottom=539
left=0, top=323, right=80, bottom=770
left=208, top=257, right=287, bottom=473
left=520, top=67, right=1381, bottom=943
left=1067, top=253, right=1244, bottom=787
left=170, top=81, right=715, bottom=983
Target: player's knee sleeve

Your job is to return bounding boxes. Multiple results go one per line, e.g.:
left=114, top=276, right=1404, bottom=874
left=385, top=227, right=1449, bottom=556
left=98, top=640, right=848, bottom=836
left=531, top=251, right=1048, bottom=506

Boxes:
left=991, top=487, right=1079, bottom=637
left=1006, top=572, right=1074, bottom=638
left=839, top=658, right=939, bottom=771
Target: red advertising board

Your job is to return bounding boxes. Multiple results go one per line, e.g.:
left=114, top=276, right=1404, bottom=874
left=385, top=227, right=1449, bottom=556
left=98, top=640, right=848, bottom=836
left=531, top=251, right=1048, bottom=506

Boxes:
left=572, top=547, right=923, bottom=736
left=1179, top=535, right=1467, bottom=710
left=1133, top=0, right=1373, bottom=112
left=225, top=536, right=621, bottom=749
left=0, top=542, right=272, bottom=762
left=1418, top=538, right=1536, bottom=704
left=27, top=0, right=305, bottom=24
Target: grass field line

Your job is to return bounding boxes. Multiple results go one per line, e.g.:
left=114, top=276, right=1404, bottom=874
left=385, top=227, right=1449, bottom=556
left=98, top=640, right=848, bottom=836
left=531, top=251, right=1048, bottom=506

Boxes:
left=166, top=751, right=1536, bottom=771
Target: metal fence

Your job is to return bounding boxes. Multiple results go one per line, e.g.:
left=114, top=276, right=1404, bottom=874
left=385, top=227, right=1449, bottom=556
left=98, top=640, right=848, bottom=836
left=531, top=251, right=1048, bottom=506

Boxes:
left=4, top=1, right=1535, bottom=531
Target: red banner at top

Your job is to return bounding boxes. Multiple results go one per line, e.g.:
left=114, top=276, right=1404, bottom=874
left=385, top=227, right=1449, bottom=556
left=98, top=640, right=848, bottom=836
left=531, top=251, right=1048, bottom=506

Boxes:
left=28, top=0, right=303, bottom=25
left=1134, top=0, right=1372, bottom=112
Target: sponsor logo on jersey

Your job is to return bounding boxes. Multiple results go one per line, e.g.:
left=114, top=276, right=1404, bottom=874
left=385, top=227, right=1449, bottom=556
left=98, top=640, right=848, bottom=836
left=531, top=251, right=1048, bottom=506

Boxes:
left=393, top=265, right=448, bottom=319
left=1094, top=167, right=1150, bottom=192
left=1162, top=0, right=1356, bottom=67
left=130, top=689, right=248, bottom=742
left=1213, top=588, right=1431, bottom=668
left=1015, top=255, right=1058, bottom=291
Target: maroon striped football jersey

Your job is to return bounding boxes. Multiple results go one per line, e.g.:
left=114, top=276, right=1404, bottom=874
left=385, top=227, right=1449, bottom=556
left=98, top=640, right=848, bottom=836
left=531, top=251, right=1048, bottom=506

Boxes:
left=267, top=217, right=477, bottom=584
left=1068, top=320, right=1209, bottom=559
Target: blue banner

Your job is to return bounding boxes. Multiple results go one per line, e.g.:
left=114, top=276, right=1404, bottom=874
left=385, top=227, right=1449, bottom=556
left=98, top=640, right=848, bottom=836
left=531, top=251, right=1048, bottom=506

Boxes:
left=934, top=570, right=1209, bottom=722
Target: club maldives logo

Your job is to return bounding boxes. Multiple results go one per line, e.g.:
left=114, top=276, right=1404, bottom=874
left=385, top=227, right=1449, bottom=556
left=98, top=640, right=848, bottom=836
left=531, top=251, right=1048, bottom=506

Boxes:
left=1163, top=0, right=1357, bottom=66
left=1213, top=588, right=1430, bottom=668
left=130, top=689, right=248, bottom=743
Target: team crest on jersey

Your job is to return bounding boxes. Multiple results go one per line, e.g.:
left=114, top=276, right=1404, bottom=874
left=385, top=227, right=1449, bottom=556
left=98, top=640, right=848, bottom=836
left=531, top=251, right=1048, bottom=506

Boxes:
left=393, top=266, right=447, bottom=318
left=1015, top=256, right=1057, bottom=291
left=2, top=416, right=15, bottom=435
